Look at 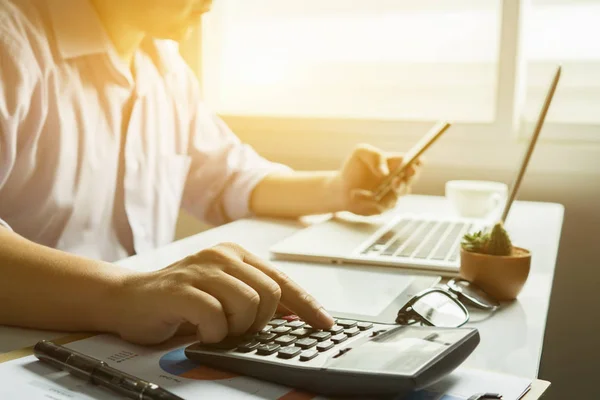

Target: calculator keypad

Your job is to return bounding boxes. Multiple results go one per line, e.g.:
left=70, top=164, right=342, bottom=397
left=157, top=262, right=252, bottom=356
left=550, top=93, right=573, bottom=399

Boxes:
left=205, top=316, right=377, bottom=363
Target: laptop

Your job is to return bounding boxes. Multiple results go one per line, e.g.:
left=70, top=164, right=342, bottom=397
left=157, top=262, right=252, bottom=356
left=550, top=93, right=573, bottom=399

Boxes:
left=270, top=66, right=562, bottom=276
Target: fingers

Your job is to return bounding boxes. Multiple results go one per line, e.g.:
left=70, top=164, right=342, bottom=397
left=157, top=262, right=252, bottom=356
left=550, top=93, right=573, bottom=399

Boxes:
left=172, top=243, right=334, bottom=344
left=177, top=288, right=228, bottom=343
left=222, top=256, right=282, bottom=333
left=386, top=155, right=419, bottom=189
left=239, top=249, right=334, bottom=329
left=354, top=144, right=389, bottom=177
left=193, top=271, right=261, bottom=336
left=386, top=155, right=403, bottom=174
left=175, top=322, right=197, bottom=336
left=276, top=303, right=294, bottom=316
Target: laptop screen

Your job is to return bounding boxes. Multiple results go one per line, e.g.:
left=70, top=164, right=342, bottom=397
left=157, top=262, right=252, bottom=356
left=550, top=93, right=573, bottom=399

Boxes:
left=500, top=66, right=561, bottom=223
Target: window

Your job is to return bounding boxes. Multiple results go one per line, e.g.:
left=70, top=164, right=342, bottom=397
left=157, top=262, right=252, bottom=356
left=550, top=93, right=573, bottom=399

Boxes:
left=197, top=0, right=600, bottom=157
left=523, top=0, right=600, bottom=130
left=202, top=0, right=502, bottom=122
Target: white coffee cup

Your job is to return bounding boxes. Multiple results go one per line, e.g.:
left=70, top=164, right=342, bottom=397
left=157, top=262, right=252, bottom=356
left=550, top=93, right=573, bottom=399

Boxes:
left=445, top=180, right=508, bottom=218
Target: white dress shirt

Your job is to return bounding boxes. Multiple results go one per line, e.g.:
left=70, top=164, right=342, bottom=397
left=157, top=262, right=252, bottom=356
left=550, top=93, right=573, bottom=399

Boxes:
left=0, top=0, right=287, bottom=261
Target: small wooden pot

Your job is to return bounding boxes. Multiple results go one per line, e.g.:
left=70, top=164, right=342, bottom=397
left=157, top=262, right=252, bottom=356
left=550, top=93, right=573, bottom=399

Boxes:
left=459, top=247, right=531, bottom=301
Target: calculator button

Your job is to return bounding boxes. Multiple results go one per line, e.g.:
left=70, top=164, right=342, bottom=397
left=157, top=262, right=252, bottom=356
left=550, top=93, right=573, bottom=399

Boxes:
left=260, top=325, right=273, bottom=334
left=336, top=319, right=357, bottom=329
left=269, top=319, right=287, bottom=327
left=256, top=343, right=280, bottom=355
left=316, top=340, right=334, bottom=352
left=290, top=328, right=313, bottom=337
left=274, top=335, right=297, bottom=347
left=285, top=320, right=305, bottom=329
left=309, top=331, right=332, bottom=342
left=344, top=327, right=360, bottom=337
left=327, top=325, right=344, bottom=334
left=256, top=333, right=277, bottom=343
left=278, top=346, right=301, bottom=359
left=299, top=349, right=319, bottom=361
left=295, top=337, right=318, bottom=349
left=331, top=333, right=348, bottom=344
left=271, top=326, right=293, bottom=335
left=357, top=322, right=373, bottom=331
left=236, top=340, right=260, bottom=353
left=281, top=315, right=300, bottom=322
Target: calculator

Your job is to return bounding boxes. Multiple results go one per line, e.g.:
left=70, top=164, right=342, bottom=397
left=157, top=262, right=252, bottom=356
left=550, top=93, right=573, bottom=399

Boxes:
left=185, top=315, right=479, bottom=397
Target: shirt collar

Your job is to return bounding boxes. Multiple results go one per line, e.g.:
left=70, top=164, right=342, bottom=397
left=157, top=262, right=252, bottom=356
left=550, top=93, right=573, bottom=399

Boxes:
left=46, top=0, right=112, bottom=60
left=46, top=0, right=173, bottom=77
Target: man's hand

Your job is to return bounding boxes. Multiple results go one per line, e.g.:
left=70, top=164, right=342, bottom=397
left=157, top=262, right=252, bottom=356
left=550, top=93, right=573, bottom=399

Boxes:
left=112, top=243, right=334, bottom=345
left=330, top=144, right=421, bottom=216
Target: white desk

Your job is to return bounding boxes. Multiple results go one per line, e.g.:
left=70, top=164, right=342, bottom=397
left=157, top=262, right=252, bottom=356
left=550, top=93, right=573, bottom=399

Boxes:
left=0, top=195, right=564, bottom=396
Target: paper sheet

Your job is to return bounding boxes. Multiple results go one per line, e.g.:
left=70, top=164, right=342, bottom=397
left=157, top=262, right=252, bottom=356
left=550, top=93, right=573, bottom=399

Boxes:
left=0, top=334, right=531, bottom=400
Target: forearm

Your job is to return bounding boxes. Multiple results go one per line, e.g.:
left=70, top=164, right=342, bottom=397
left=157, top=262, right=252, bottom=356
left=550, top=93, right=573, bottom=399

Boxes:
left=250, top=171, right=344, bottom=218
left=0, top=228, right=128, bottom=333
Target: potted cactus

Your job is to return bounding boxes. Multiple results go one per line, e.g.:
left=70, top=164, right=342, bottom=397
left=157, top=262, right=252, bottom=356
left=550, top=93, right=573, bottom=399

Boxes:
left=460, top=222, right=531, bottom=301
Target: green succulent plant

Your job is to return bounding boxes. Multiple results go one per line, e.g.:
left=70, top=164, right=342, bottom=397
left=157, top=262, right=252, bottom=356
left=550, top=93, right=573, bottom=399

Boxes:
left=461, top=222, right=513, bottom=256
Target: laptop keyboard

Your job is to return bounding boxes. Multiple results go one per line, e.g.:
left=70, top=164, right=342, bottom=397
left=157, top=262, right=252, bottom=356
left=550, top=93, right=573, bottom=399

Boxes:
left=361, top=218, right=475, bottom=262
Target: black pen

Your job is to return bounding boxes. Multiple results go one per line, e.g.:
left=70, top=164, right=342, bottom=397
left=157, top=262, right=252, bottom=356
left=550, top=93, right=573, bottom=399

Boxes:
left=34, top=340, right=184, bottom=400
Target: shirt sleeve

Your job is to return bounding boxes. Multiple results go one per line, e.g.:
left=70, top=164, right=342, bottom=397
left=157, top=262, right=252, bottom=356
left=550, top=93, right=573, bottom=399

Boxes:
left=0, top=28, right=40, bottom=232
left=182, top=102, right=291, bottom=225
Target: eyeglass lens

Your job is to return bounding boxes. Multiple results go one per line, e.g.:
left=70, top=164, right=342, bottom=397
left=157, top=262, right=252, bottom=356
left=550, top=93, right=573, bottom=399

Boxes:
left=412, top=292, right=468, bottom=327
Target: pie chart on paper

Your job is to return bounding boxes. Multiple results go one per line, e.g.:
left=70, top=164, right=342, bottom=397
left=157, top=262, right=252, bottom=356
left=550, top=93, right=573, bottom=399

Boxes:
left=158, top=347, right=315, bottom=400
left=159, top=347, right=239, bottom=380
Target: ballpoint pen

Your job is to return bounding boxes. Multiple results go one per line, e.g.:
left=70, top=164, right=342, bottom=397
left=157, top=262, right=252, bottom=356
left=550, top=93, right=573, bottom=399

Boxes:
left=34, top=340, right=184, bottom=400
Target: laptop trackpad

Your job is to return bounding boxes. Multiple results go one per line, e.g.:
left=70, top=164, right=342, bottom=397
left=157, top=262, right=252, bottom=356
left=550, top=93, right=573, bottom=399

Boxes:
left=271, top=218, right=383, bottom=257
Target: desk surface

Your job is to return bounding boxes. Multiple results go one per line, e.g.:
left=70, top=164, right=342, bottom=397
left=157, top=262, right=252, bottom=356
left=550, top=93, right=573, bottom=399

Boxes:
left=0, top=195, right=563, bottom=394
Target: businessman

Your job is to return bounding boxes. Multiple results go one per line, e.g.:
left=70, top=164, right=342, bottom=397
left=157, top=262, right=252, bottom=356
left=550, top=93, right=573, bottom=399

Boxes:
left=0, top=0, right=419, bottom=345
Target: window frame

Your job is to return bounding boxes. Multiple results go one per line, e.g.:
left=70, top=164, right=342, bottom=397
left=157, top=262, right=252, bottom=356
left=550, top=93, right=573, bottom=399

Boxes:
left=187, top=0, right=600, bottom=174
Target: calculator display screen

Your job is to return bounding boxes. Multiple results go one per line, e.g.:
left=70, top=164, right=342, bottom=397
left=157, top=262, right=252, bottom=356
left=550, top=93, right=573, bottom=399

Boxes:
left=325, top=326, right=469, bottom=376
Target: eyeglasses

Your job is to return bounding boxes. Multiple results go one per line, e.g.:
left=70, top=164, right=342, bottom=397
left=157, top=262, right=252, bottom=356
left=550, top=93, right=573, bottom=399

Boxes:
left=446, top=278, right=500, bottom=311
left=396, top=288, right=470, bottom=328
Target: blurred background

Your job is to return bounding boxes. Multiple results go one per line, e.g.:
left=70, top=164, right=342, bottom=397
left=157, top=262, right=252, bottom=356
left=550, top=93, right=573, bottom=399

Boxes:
left=177, top=1, right=600, bottom=398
